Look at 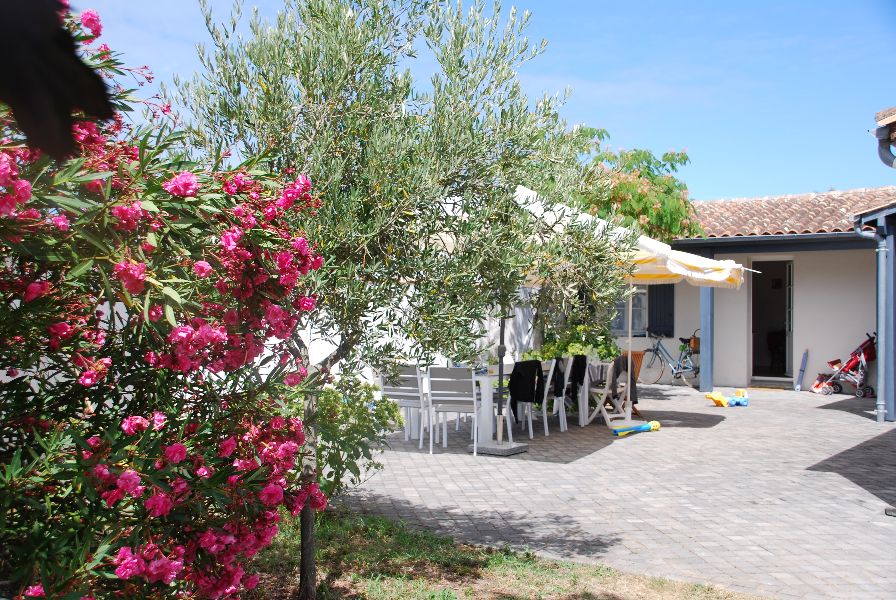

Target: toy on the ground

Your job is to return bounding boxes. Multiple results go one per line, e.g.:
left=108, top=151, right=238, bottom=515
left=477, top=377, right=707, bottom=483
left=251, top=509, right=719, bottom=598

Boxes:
left=706, top=390, right=749, bottom=407
left=612, top=420, right=661, bottom=437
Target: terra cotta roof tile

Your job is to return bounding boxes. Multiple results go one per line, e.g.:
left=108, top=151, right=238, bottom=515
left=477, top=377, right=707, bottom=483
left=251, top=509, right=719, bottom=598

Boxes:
left=689, top=187, right=896, bottom=238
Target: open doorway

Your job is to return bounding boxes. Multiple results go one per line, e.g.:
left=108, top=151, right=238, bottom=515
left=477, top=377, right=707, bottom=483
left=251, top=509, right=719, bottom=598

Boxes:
left=752, top=261, right=793, bottom=378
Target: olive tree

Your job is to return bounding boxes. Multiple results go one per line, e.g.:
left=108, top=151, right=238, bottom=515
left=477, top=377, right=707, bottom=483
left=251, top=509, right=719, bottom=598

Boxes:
left=175, top=1, right=627, bottom=596
left=175, top=0, right=622, bottom=371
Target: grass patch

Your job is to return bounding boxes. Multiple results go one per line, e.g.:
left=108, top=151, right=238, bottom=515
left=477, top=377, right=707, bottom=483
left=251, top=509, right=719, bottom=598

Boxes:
left=249, top=510, right=761, bottom=599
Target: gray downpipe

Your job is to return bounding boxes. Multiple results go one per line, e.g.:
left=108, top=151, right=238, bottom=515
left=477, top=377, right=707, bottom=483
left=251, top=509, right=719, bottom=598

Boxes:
left=854, top=219, right=887, bottom=422
left=877, top=126, right=896, bottom=168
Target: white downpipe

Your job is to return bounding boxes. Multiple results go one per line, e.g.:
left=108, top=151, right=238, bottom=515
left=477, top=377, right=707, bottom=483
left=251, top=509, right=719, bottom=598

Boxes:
left=627, top=285, right=633, bottom=421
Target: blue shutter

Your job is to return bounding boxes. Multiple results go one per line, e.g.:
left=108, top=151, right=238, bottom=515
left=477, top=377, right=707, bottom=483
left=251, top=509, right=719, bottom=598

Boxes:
left=648, top=284, right=674, bottom=337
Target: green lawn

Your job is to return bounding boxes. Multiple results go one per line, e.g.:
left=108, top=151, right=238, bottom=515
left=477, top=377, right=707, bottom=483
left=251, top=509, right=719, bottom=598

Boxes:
left=249, top=510, right=760, bottom=600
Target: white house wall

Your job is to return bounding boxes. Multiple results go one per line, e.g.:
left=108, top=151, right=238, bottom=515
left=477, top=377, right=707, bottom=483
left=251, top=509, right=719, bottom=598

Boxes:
left=671, top=248, right=876, bottom=389
left=791, top=248, right=876, bottom=391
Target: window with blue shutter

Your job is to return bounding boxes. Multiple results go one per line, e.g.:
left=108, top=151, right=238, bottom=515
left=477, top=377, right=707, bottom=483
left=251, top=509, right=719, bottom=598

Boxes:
left=647, top=284, right=675, bottom=337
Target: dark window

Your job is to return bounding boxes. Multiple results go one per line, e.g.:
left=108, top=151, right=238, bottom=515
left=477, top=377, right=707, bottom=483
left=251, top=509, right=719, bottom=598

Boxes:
left=647, top=284, right=675, bottom=337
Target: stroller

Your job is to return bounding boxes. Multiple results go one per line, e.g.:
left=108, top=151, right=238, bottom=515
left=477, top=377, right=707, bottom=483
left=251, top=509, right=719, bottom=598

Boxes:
left=818, top=333, right=877, bottom=397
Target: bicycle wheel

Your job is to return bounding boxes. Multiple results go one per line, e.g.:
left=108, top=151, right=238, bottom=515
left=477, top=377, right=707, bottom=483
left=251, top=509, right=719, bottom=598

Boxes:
left=679, top=364, right=700, bottom=388
left=638, top=348, right=665, bottom=384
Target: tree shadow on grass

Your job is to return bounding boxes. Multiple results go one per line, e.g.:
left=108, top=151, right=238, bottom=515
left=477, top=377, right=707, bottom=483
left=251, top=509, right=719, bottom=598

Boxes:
left=807, top=428, right=896, bottom=506
left=250, top=497, right=621, bottom=599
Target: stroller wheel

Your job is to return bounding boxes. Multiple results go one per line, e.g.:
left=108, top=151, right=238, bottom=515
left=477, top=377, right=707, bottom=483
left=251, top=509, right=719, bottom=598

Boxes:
left=821, top=385, right=834, bottom=396
left=830, top=382, right=842, bottom=394
left=856, top=386, right=867, bottom=398
left=862, top=386, right=875, bottom=398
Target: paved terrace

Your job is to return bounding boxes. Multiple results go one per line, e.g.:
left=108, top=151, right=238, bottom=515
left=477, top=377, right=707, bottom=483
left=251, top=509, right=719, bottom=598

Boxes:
left=342, top=386, right=896, bottom=600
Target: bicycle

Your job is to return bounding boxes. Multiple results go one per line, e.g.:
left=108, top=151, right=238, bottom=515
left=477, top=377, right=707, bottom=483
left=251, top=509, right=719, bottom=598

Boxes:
left=638, top=329, right=700, bottom=387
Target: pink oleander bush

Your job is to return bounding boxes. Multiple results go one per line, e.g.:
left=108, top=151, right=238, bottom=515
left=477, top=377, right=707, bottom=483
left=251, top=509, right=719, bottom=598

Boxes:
left=0, top=9, right=326, bottom=599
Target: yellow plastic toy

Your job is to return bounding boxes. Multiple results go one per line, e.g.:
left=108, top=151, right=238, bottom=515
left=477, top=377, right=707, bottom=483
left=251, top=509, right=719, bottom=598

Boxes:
left=706, top=391, right=728, bottom=407
left=734, top=389, right=749, bottom=398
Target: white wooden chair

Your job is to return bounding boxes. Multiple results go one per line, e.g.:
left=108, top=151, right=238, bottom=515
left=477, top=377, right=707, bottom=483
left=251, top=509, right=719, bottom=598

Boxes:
left=427, top=367, right=480, bottom=455
left=378, top=365, right=429, bottom=449
left=586, top=360, right=626, bottom=428
left=553, top=356, right=572, bottom=432
left=539, top=359, right=561, bottom=436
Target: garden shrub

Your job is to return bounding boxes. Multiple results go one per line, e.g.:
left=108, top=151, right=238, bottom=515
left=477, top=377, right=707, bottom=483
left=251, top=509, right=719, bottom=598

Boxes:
left=0, top=9, right=327, bottom=599
left=313, top=377, right=401, bottom=497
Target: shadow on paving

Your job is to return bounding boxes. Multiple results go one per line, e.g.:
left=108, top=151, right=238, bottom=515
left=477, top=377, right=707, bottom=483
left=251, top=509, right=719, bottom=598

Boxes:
left=807, top=428, right=896, bottom=505
left=817, top=395, right=879, bottom=421
left=632, top=410, right=725, bottom=429
left=341, top=490, right=621, bottom=562
left=384, top=415, right=615, bottom=464
left=386, top=406, right=724, bottom=464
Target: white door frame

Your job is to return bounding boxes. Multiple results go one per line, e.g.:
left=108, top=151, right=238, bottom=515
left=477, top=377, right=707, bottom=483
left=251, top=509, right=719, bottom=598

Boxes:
left=749, top=255, right=795, bottom=381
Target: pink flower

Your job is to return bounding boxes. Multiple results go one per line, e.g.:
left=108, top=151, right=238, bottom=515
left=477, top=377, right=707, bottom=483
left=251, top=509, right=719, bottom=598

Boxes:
left=220, top=227, right=243, bottom=251
left=298, top=296, right=316, bottom=312
left=162, top=171, right=199, bottom=197
left=144, top=556, right=182, bottom=584
left=101, top=488, right=125, bottom=507
left=113, top=547, right=144, bottom=580
left=144, top=351, right=158, bottom=366
left=171, top=477, right=189, bottom=494
left=0, top=153, right=17, bottom=187
left=23, top=584, right=45, bottom=597
left=163, top=443, right=187, bottom=464
left=292, top=237, right=309, bottom=256
left=116, top=469, right=142, bottom=494
left=151, top=411, right=167, bottom=430
left=47, top=321, right=74, bottom=338
left=78, top=370, right=100, bottom=387
left=113, top=261, right=146, bottom=295
left=121, top=415, right=150, bottom=435
left=218, top=436, right=237, bottom=458
left=87, top=436, right=102, bottom=448
left=110, top=201, right=144, bottom=232
left=244, top=574, right=260, bottom=590
left=13, top=179, right=32, bottom=203
left=144, top=492, right=173, bottom=518
left=308, top=482, right=327, bottom=511
left=284, top=368, right=307, bottom=386
left=258, top=483, right=284, bottom=506
left=148, top=304, right=163, bottom=322
left=23, top=281, right=50, bottom=302
left=195, top=465, right=213, bottom=478
left=51, top=215, right=70, bottom=231
left=193, top=260, right=213, bottom=278
left=294, top=173, right=312, bottom=194
left=80, top=9, right=102, bottom=38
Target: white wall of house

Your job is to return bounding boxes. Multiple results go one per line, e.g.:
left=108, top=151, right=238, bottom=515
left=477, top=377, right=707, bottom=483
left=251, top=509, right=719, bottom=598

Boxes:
left=671, top=248, right=876, bottom=389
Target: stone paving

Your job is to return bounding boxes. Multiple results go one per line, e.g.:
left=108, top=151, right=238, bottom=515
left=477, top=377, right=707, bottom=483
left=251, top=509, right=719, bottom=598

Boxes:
left=341, top=385, right=896, bottom=600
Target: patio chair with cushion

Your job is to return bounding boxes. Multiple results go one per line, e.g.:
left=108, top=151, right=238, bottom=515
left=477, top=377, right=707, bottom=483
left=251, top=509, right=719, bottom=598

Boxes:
left=507, top=359, right=545, bottom=440
left=427, top=367, right=480, bottom=455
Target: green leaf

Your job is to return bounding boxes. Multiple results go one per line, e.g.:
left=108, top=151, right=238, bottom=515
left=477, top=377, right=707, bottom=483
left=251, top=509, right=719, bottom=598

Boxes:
left=161, top=286, right=182, bottom=305
left=164, top=303, right=177, bottom=326
left=66, top=259, right=94, bottom=280
left=140, top=199, right=160, bottom=213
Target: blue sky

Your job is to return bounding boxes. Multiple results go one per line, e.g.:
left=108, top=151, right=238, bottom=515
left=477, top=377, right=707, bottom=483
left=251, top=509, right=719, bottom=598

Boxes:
left=83, top=0, right=895, bottom=200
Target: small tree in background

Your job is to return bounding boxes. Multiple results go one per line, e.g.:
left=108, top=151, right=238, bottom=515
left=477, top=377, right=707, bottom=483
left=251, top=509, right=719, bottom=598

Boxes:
left=578, top=127, right=702, bottom=243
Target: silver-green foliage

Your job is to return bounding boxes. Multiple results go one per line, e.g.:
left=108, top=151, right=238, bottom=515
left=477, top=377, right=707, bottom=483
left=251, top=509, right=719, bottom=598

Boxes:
left=175, top=0, right=627, bottom=369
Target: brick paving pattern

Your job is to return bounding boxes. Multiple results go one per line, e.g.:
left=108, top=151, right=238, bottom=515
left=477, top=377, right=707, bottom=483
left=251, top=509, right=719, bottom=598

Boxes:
left=341, top=386, right=896, bottom=600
